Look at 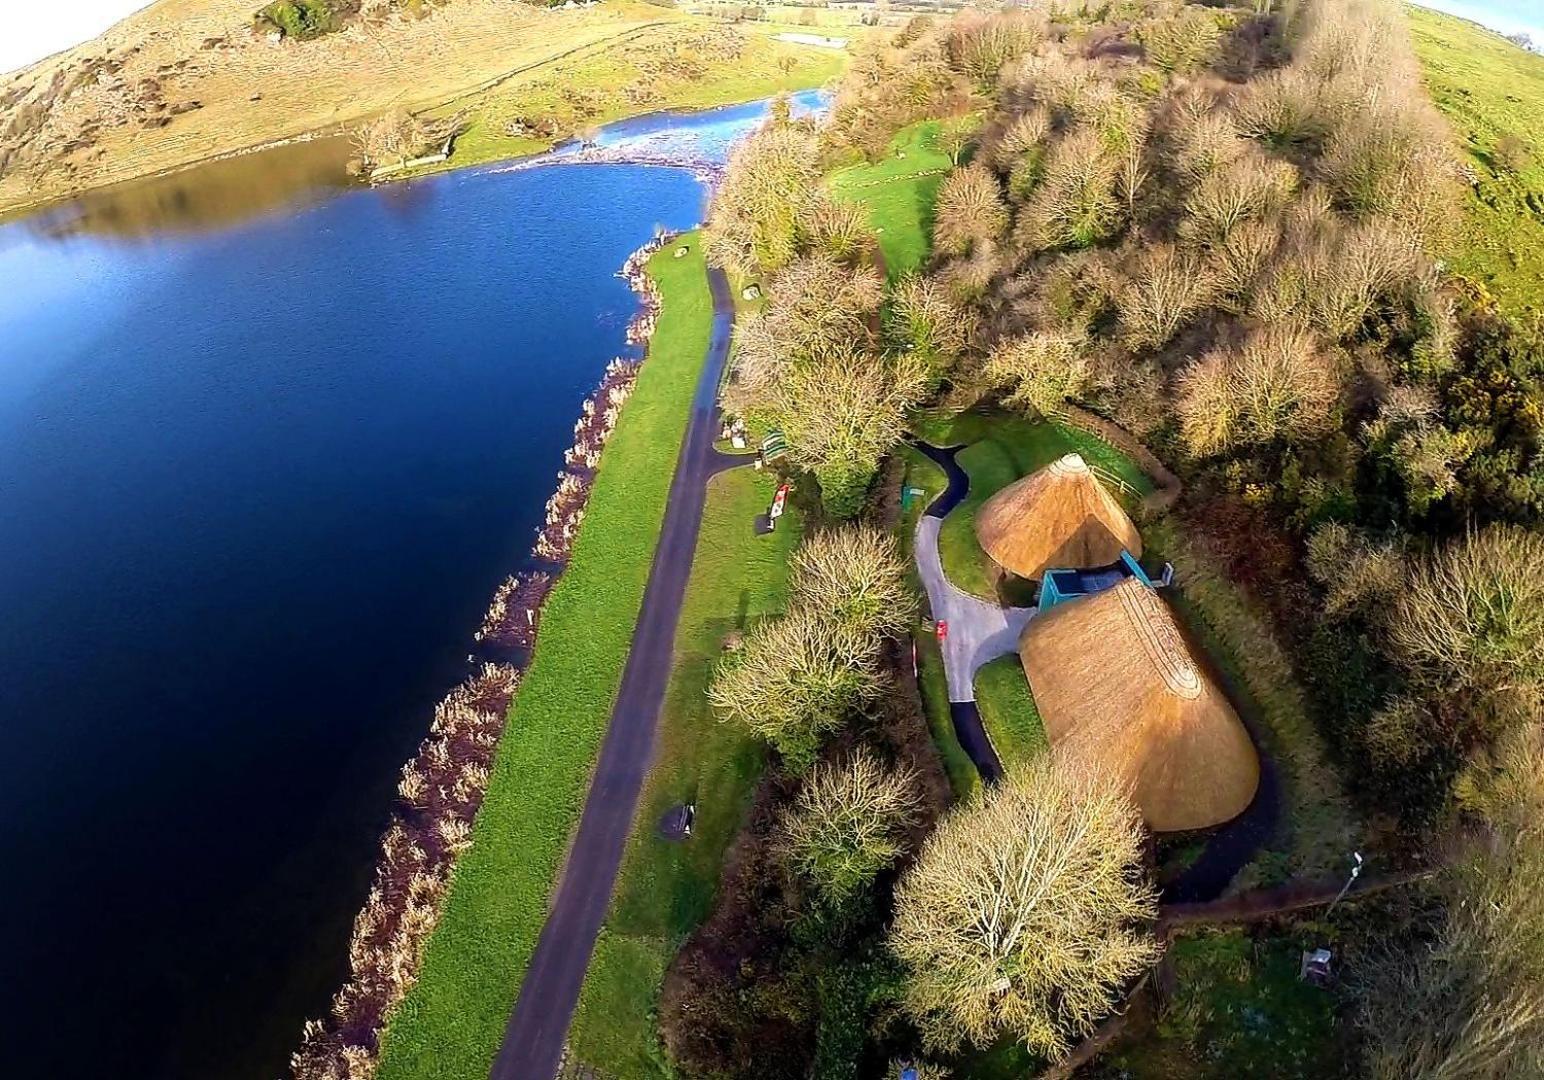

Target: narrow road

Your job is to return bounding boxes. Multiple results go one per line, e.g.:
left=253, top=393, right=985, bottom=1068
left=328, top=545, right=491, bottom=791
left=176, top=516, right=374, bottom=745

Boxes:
left=490, top=265, right=742, bottom=1080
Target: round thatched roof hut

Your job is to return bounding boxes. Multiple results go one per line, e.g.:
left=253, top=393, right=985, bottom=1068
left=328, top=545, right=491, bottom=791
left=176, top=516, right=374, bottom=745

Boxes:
left=975, top=453, right=1141, bottom=581
left=1018, top=578, right=1259, bottom=832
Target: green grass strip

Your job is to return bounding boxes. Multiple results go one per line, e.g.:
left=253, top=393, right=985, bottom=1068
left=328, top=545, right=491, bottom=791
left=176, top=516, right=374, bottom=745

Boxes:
left=377, top=234, right=715, bottom=1080
left=972, top=653, right=1047, bottom=772
left=569, top=468, right=803, bottom=1078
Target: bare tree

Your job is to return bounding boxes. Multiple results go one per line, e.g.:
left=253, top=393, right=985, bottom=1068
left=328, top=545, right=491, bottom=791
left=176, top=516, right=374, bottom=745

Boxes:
left=1115, top=244, right=1217, bottom=350
left=778, top=749, right=919, bottom=905
left=709, top=604, right=887, bottom=770
left=890, top=758, right=1159, bottom=1060
left=1176, top=324, right=1339, bottom=455
left=934, top=163, right=1009, bottom=256
left=788, top=525, right=916, bottom=641
left=774, top=348, right=927, bottom=518
left=982, top=330, right=1090, bottom=416
left=885, top=274, right=977, bottom=379
left=1390, top=525, right=1544, bottom=713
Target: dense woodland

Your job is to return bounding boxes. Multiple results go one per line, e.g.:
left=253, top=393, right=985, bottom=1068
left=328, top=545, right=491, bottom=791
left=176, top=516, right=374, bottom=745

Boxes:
left=685, top=0, right=1544, bottom=1076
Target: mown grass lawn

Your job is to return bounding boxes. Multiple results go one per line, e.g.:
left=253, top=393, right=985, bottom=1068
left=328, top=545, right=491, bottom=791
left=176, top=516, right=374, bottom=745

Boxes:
left=1409, top=7, right=1544, bottom=317
left=972, top=654, right=1047, bottom=772
left=915, top=410, right=1153, bottom=601
left=828, top=121, right=951, bottom=279
left=376, top=235, right=715, bottom=1080
left=567, top=468, right=802, bottom=1078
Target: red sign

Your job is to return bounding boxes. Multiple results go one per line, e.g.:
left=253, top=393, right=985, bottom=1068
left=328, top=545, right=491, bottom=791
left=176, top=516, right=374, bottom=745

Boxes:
left=769, top=483, right=790, bottom=520
left=936, top=620, right=949, bottom=641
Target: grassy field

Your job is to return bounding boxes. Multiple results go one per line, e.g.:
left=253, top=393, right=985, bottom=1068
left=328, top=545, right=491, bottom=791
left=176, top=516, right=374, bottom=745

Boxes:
left=972, top=654, right=1047, bottom=771
left=1409, top=7, right=1544, bottom=316
left=1144, top=518, right=1359, bottom=890
left=419, top=21, right=850, bottom=175
left=0, top=0, right=850, bottom=217
left=374, top=235, right=714, bottom=1080
left=566, top=468, right=802, bottom=1078
left=828, top=121, right=951, bottom=279
left=912, top=410, right=1153, bottom=602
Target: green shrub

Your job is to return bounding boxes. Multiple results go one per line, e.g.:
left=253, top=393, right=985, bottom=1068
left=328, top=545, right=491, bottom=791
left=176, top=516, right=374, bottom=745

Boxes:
left=259, top=0, right=340, bottom=40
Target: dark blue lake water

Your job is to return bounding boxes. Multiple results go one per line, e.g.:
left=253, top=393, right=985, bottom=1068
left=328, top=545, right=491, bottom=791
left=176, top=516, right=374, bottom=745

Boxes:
left=0, top=93, right=815, bottom=1079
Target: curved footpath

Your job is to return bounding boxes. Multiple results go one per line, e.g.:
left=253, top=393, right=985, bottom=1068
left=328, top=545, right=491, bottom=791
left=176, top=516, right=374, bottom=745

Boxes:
left=491, top=266, right=743, bottom=1080
left=910, top=441, right=1037, bottom=785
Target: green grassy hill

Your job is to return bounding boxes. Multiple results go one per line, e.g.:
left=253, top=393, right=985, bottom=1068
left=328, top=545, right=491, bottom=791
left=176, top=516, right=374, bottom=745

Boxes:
left=1409, top=5, right=1544, bottom=316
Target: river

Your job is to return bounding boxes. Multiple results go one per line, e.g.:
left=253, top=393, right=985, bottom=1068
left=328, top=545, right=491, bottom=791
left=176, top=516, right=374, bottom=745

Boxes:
left=0, top=89, right=822, bottom=1080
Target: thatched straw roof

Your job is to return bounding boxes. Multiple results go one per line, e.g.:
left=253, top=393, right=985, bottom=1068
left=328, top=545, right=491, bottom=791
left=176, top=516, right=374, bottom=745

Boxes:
left=1018, top=578, right=1259, bottom=832
left=975, top=453, right=1141, bottom=580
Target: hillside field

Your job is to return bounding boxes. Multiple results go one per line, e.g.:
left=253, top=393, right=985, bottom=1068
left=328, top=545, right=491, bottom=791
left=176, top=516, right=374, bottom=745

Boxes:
left=1409, top=6, right=1544, bottom=316
left=0, top=0, right=849, bottom=218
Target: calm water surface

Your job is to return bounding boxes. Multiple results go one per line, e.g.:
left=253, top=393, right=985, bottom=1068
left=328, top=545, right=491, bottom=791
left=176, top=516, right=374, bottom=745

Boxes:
left=0, top=93, right=812, bottom=1079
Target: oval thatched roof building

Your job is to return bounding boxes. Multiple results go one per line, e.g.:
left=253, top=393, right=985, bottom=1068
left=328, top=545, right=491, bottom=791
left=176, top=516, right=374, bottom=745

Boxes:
left=1018, top=578, right=1259, bottom=832
left=975, top=453, right=1141, bottom=581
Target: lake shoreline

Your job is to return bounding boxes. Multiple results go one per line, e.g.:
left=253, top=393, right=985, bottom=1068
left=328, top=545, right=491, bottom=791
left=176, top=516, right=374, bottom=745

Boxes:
left=290, top=228, right=682, bottom=1079
left=0, top=80, right=822, bottom=229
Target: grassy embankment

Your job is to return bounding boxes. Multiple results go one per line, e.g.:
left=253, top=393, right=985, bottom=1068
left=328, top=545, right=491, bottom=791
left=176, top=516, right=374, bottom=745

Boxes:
left=1409, top=7, right=1544, bottom=317
left=972, top=654, right=1047, bottom=771
left=374, top=235, right=714, bottom=1080
left=566, top=469, right=802, bottom=1078
left=912, top=410, right=1153, bottom=603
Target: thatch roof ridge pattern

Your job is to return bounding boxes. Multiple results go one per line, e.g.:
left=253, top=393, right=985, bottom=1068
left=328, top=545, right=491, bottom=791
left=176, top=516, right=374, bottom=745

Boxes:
left=1116, top=583, right=1202, bottom=699
left=975, top=451, right=1142, bottom=581
left=1019, top=578, right=1259, bottom=832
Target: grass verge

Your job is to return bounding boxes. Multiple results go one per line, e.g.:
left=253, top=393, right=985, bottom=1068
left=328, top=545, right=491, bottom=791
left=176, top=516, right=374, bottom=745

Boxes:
left=972, top=654, right=1047, bottom=772
left=1409, top=7, right=1544, bottom=317
left=375, top=234, right=714, bottom=1080
left=828, top=121, right=951, bottom=279
left=567, top=468, right=803, bottom=1078
left=915, top=410, right=1153, bottom=601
